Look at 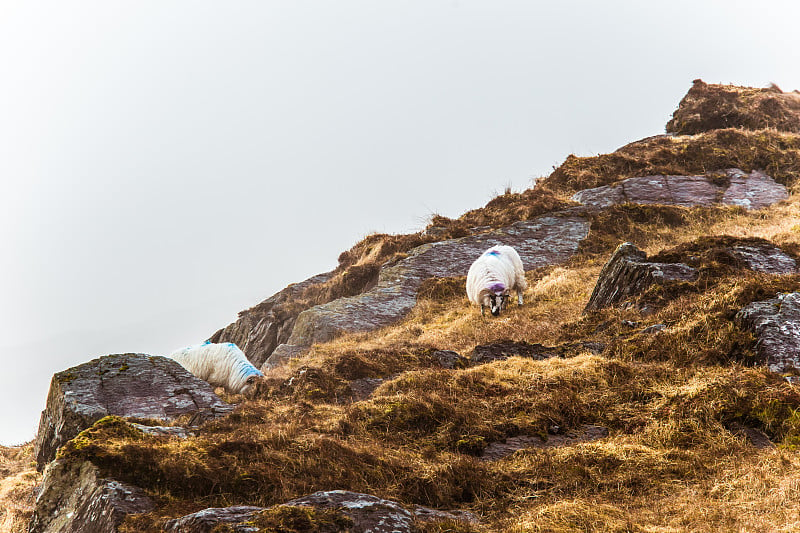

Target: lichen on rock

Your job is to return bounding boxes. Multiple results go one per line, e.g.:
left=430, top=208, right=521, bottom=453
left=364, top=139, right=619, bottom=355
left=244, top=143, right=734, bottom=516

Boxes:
left=34, top=354, right=232, bottom=470
left=736, top=292, right=800, bottom=379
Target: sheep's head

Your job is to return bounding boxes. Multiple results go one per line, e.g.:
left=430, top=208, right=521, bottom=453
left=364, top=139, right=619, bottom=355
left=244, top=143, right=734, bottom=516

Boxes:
left=488, top=293, right=510, bottom=316
left=238, top=374, right=264, bottom=395
left=482, top=283, right=509, bottom=316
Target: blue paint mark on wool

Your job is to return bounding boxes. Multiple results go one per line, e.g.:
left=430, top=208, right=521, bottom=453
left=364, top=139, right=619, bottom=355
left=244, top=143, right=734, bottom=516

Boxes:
left=485, top=250, right=501, bottom=257
left=244, top=366, right=263, bottom=377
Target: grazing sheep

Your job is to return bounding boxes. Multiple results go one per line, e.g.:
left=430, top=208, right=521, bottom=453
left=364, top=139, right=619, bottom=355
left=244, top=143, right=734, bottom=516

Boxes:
left=466, top=245, right=527, bottom=316
left=168, top=342, right=263, bottom=394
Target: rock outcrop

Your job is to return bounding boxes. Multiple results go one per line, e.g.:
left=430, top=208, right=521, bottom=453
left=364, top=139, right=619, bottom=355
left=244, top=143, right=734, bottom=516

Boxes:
left=268, top=214, right=590, bottom=365
left=586, top=239, right=797, bottom=313
left=164, top=490, right=477, bottom=533
left=585, top=243, right=698, bottom=311
left=648, top=236, right=798, bottom=276
left=34, top=354, right=232, bottom=470
left=209, top=271, right=335, bottom=368
left=736, top=292, right=800, bottom=380
left=29, top=459, right=153, bottom=533
left=572, top=169, right=787, bottom=210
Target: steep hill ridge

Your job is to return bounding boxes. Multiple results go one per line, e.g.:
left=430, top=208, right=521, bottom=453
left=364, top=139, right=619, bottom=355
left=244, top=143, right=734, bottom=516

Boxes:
left=212, top=129, right=800, bottom=372
left=9, top=79, right=800, bottom=532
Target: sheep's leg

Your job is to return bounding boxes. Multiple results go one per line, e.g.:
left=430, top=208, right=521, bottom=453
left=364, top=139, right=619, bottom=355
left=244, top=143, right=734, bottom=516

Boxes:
left=517, top=289, right=524, bottom=306
left=481, top=304, right=485, bottom=317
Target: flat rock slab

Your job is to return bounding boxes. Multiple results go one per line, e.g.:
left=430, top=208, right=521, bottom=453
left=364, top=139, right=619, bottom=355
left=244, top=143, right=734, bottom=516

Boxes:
left=283, top=215, right=590, bottom=352
left=163, top=506, right=265, bottom=533
left=29, top=459, right=153, bottom=533
left=164, top=490, right=477, bottom=533
left=736, top=292, right=800, bottom=377
left=728, top=422, right=775, bottom=450
left=572, top=169, right=787, bottom=210
left=348, top=378, right=386, bottom=402
left=432, top=349, right=470, bottom=369
left=34, top=353, right=232, bottom=469
left=481, top=425, right=609, bottom=461
left=727, top=244, right=798, bottom=274
left=585, top=243, right=698, bottom=311
left=469, top=341, right=560, bottom=365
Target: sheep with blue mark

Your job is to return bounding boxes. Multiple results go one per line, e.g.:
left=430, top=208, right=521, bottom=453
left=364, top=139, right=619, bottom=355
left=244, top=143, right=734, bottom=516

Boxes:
left=466, top=245, right=527, bottom=316
left=168, top=341, right=263, bottom=394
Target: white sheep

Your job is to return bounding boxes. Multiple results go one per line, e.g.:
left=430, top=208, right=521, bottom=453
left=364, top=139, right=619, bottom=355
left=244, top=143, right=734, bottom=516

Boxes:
left=168, top=342, right=263, bottom=394
left=466, top=245, right=527, bottom=316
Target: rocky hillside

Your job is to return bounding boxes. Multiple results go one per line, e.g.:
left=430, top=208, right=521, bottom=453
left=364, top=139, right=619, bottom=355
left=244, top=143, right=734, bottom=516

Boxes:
left=7, top=79, right=800, bottom=532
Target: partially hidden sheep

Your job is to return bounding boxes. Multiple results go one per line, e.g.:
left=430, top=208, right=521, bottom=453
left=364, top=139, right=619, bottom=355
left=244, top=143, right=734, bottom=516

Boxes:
left=466, top=245, right=527, bottom=316
left=168, top=342, right=263, bottom=394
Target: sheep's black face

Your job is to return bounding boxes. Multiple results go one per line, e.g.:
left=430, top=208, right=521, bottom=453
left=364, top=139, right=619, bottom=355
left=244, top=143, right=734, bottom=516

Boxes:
left=489, top=294, right=509, bottom=316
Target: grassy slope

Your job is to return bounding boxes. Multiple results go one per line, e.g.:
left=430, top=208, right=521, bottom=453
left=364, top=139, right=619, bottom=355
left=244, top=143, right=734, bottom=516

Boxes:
left=58, top=170, right=799, bottom=533
left=7, top=82, right=800, bottom=531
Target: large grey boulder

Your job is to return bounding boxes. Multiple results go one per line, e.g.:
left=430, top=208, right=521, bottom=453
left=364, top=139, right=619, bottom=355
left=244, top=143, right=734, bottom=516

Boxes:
left=469, top=341, right=560, bottom=365
left=585, top=242, right=698, bottom=311
left=164, top=490, right=477, bottom=533
left=209, top=271, right=334, bottom=368
left=736, top=292, right=800, bottom=378
left=271, top=214, right=589, bottom=362
left=34, top=353, right=232, bottom=470
left=29, top=459, right=153, bottom=533
left=572, top=169, right=787, bottom=210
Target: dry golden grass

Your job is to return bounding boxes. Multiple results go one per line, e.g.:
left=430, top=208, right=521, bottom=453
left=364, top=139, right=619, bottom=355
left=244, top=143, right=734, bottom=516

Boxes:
left=503, top=448, right=800, bottom=532
left=667, top=79, right=800, bottom=135
left=212, top=195, right=800, bottom=532
left=0, top=444, right=39, bottom=533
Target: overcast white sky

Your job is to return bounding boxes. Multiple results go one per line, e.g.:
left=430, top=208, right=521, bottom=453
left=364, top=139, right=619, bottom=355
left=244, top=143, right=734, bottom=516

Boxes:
left=1, top=1, right=799, bottom=445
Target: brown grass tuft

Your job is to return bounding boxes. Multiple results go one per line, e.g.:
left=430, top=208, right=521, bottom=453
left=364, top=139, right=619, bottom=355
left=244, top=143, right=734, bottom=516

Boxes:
left=667, top=79, right=800, bottom=135
left=451, top=188, right=577, bottom=229
left=542, top=128, right=800, bottom=195
left=0, top=443, right=39, bottom=533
